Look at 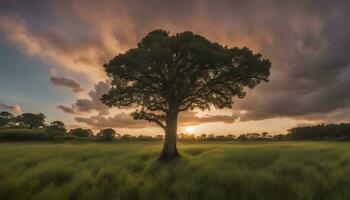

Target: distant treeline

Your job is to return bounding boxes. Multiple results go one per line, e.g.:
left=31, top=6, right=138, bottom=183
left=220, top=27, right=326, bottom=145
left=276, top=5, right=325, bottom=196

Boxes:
left=0, top=111, right=349, bottom=141
left=288, top=123, right=350, bottom=140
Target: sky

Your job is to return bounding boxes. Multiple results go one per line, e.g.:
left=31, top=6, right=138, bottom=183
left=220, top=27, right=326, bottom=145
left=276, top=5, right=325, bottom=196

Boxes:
left=0, top=0, right=350, bottom=136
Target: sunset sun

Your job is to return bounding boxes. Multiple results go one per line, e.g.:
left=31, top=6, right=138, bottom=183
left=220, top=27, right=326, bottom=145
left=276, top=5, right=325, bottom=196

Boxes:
left=186, top=126, right=195, bottom=133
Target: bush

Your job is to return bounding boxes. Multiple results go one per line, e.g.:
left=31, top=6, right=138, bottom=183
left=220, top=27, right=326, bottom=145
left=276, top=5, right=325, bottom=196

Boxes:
left=138, top=135, right=155, bottom=141
left=121, top=134, right=137, bottom=141
left=272, top=134, right=287, bottom=141
left=288, top=123, right=350, bottom=140
left=52, top=135, right=79, bottom=141
left=0, top=111, right=15, bottom=127
left=69, top=128, right=93, bottom=138
left=45, top=128, right=66, bottom=140
left=16, top=113, right=46, bottom=129
left=47, top=121, right=67, bottom=133
left=0, top=128, right=47, bottom=141
left=97, top=128, right=117, bottom=141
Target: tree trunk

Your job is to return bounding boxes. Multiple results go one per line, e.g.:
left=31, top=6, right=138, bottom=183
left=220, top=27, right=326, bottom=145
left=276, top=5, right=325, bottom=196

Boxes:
left=158, top=109, right=179, bottom=161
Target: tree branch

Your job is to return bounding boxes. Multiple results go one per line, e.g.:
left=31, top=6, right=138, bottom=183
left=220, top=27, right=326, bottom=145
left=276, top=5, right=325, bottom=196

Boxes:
left=131, top=110, right=166, bottom=130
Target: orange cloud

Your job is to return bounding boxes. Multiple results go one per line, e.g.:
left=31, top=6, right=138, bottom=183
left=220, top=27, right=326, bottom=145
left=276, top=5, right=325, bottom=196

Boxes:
left=2, top=0, right=350, bottom=126
left=0, top=102, right=22, bottom=114
left=0, top=15, right=109, bottom=82
left=75, top=111, right=237, bottom=130
left=0, top=1, right=263, bottom=84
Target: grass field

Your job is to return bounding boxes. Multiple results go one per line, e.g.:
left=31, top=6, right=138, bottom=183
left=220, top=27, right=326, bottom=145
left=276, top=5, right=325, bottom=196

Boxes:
left=0, top=142, right=349, bottom=200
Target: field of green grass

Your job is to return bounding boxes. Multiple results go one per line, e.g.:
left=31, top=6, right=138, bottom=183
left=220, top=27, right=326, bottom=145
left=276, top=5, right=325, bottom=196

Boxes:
left=0, top=142, right=349, bottom=200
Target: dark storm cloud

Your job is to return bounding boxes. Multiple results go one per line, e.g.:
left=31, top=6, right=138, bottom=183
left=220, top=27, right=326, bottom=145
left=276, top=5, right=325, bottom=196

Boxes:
left=50, top=76, right=84, bottom=93
left=1, top=0, right=350, bottom=123
left=228, top=0, right=350, bottom=123
left=57, top=80, right=110, bottom=115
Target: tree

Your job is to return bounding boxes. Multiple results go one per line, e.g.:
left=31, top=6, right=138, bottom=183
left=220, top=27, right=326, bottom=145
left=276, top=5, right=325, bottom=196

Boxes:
left=97, top=128, right=117, bottom=140
left=214, top=135, right=227, bottom=141
left=0, top=111, right=15, bottom=127
left=237, top=134, right=248, bottom=141
left=17, top=113, right=45, bottom=129
left=261, top=132, right=270, bottom=138
left=207, top=134, right=215, bottom=140
left=138, top=135, right=154, bottom=141
left=246, top=132, right=260, bottom=139
left=69, top=128, right=93, bottom=137
left=48, top=121, right=67, bottom=132
left=227, top=134, right=236, bottom=140
left=102, top=30, right=271, bottom=160
left=46, top=121, right=66, bottom=139
left=272, top=134, right=286, bottom=141
left=121, top=134, right=136, bottom=140
left=199, top=134, right=207, bottom=140
left=288, top=123, right=350, bottom=140
left=156, top=135, right=164, bottom=140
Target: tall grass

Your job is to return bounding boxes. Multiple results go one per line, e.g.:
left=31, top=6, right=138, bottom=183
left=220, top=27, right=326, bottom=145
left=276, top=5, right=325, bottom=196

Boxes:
left=0, top=142, right=349, bottom=200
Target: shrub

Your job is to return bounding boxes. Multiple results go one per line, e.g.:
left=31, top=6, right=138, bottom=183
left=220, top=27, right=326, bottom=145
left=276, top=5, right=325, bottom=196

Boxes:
left=97, top=128, right=117, bottom=141
left=0, top=111, right=15, bottom=127
left=138, top=135, right=155, bottom=141
left=0, top=128, right=46, bottom=141
left=272, top=134, right=286, bottom=141
left=69, top=128, right=93, bottom=138
left=52, top=135, right=79, bottom=141
left=288, top=123, right=350, bottom=140
left=46, top=128, right=66, bottom=140
left=16, top=113, right=46, bottom=129
left=237, top=134, right=248, bottom=141
left=47, top=121, right=67, bottom=132
left=121, top=134, right=137, bottom=141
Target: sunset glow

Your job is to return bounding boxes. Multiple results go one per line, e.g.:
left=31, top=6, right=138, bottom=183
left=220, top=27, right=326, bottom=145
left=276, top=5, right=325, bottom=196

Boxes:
left=1, top=1, right=349, bottom=198
left=185, top=126, right=196, bottom=134
left=0, top=0, right=349, bottom=136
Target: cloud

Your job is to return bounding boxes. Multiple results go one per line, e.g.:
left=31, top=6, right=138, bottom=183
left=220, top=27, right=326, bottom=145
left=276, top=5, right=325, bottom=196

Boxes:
left=57, top=80, right=110, bottom=115
left=178, top=111, right=237, bottom=126
left=75, top=113, right=150, bottom=129
left=75, top=111, right=238, bottom=129
left=50, top=76, right=84, bottom=93
left=0, top=103, right=22, bottom=113
left=1, top=0, right=350, bottom=124
left=225, top=1, right=350, bottom=123
left=0, top=14, right=110, bottom=82
left=56, top=105, right=77, bottom=114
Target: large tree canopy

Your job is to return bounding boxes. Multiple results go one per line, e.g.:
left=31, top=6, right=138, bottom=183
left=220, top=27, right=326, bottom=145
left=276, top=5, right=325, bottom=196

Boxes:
left=17, top=113, right=46, bottom=129
left=102, top=30, right=271, bottom=160
left=0, top=111, right=15, bottom=127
